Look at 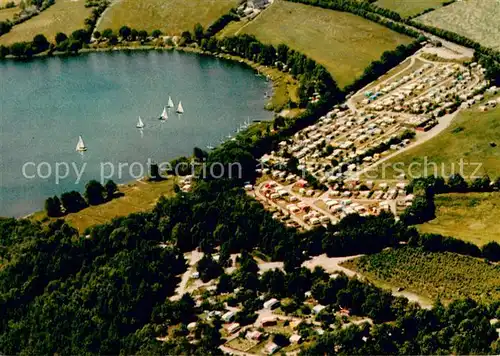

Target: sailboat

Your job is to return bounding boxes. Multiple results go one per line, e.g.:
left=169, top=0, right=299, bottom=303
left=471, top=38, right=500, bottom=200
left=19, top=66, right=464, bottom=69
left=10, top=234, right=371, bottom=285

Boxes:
left=76, top=135, right=87, bottom=152
left=241, top=117, right=251, bottom=129
left=167, top=96, right=174, bottom=109
left=176, top=101, right=184, bottom=114
left=136, top=116, right=145, bottom=129
left=159, top=106, right=168, bottom=120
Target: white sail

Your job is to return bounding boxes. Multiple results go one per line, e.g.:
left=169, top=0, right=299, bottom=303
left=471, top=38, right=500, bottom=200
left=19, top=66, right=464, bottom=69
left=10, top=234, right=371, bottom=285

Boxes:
left=167, top=96, right=174, bottom=108
left=136, top=116, right=144, bottom=128
left=76, top=135, right=87, bottom=152
left=176, top=101, right=184, bottom=114
left=160, top=106, right=168, bottom=120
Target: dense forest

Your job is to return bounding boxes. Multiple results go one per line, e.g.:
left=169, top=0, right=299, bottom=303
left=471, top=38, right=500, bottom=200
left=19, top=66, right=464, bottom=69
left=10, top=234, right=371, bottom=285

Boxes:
left=2, top=0, right=500, bottom=353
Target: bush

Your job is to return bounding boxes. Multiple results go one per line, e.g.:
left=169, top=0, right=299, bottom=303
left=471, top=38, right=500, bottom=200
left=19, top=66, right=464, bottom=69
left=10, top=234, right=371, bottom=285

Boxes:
left=104, top=180, right=117, bottom=200
left=45, top=196, right=62, bottom=217
left=482, top=241, right=500, bottom=262
left=55, top=32, right=68, bottom=45
left=151, top=29, right=162, bottom=38
left=60, top=191, right=87, bottom=213
left=32, top=34, right=49, bottom=52
left=85, top=180, right=105, bottom=205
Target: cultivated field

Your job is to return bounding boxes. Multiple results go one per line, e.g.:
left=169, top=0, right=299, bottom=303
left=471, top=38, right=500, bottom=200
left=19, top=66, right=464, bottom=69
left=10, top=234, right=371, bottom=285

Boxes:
left=97, top=0, right=238, bottom=35
left=371, top=104, right=500, bottom=179
left=0, top=6, right=17, bottom=22
left=0, top=0, right=20, bottom=6
left=228, top=0, right=413, bottom=88
left=342, top=247, right=500, bottom=303
left=417, top=0, right=500, bottom=50
left=419, top=193, right=500, bottom=245
left=375, top=0, right=449, bottom=18
left=33, top=178, right=175, bottom=233
left=0, top=0, right=91, bottom=45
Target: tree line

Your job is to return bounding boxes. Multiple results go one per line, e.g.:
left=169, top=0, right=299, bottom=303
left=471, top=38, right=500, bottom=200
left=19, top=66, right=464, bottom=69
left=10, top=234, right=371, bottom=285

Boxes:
left=344, top=40, right=422, bottom=93
left=284, top=0, right=500, bottom=86
left=0, top=0, right=108, bottom=58
left=0, top=216, right=193, bottom=355
left=44, top=179, right=117, bottom=217
left=0, top=0, right=55, bottom=38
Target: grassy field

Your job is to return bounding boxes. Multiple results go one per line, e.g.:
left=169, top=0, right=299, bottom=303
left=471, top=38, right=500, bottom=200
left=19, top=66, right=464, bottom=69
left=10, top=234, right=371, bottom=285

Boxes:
left=225, top=0, right=412, bottom=88
left=342, top=247, right=500, bottom=303
left=417, top=0, right=500, bottom=50
left=375, top=0, right=449, bottom=17
left=418, top=193, right=500, bottom=245
left=0, top=6, right=17, bottom=22
left=32, top=178, right=176, bottom=233
left=368, top=104, right=500, bottom=179
left=97, top=0, right=238, bottom=35
left=0, top=0, right=91, bottom=45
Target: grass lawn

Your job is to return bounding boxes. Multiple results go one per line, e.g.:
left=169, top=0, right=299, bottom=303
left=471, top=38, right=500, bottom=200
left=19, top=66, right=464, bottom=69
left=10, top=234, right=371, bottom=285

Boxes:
left=417, top=0, right=500, bottom=51
left=342, top=247, right=500, bottom=303
left=375, top=0, right=449, bottom=18
left=418, top=193, right=500, bottom=245
left=0, top=0, right=91, bottom=45
left=97, top=0, right=238, bottom=35
left=0, top=6, right=17, bottom=22
left=226, top=338, right=258, bottom=352
left=32, top=178, right=176, bottom=233
left=0, top=0, right=20, bottom=5
left=227, top=0, right=412, bottom=88
left=370, top=104, right=500, bottom=179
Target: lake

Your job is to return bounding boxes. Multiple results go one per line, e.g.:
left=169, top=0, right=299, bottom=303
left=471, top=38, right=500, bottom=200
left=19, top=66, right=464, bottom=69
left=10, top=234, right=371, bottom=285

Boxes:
left=0, top=50, right=273, bottom=217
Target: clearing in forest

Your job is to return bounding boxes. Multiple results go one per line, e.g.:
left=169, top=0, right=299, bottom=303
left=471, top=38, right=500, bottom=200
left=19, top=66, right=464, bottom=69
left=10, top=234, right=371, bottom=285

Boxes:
left=418, top=193, right=500, bottom=245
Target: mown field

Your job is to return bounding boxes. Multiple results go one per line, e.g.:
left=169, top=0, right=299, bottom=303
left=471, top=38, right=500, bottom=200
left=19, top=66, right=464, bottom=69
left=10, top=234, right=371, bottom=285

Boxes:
left=97, top=0, right=238, bottom=35
left=369, top=104, right=500, bottom=179
left=417, top=0, right=500, bottom=50
left=0, top=0, right=18, bottom=6
left=0, top=0, right=91, bottom=45
left=375, top=0, right=449, bottom=18
left=32, top=178, right=176, bottom=233
left=225, top=0, right=413, bottom=88
left=418, top=193, right=500, bottom=245
left=0, top=6, right=17, bottom=22
left=342, top=247, right=500, bottom=303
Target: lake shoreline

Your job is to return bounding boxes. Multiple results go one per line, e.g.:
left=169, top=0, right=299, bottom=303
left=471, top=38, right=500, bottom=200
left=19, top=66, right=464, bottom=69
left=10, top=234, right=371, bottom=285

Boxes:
left=2, top=48, right=275, bottom=219
left=2, top=43, right=291, bottom=112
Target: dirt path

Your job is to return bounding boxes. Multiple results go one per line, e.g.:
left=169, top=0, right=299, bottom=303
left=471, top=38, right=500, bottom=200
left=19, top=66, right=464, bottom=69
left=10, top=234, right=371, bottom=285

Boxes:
left=170, top=250, right=203, bottom=301
left=353, top=109, right=458, bottom=179
left=252, top=253, right=432, bottom=309
left=92, top=0, right=120, bottom=38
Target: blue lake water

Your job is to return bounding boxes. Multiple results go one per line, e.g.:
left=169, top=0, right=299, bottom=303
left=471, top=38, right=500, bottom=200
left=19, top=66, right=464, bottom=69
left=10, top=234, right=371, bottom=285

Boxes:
left=0, top=50, right=273, bottom=217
